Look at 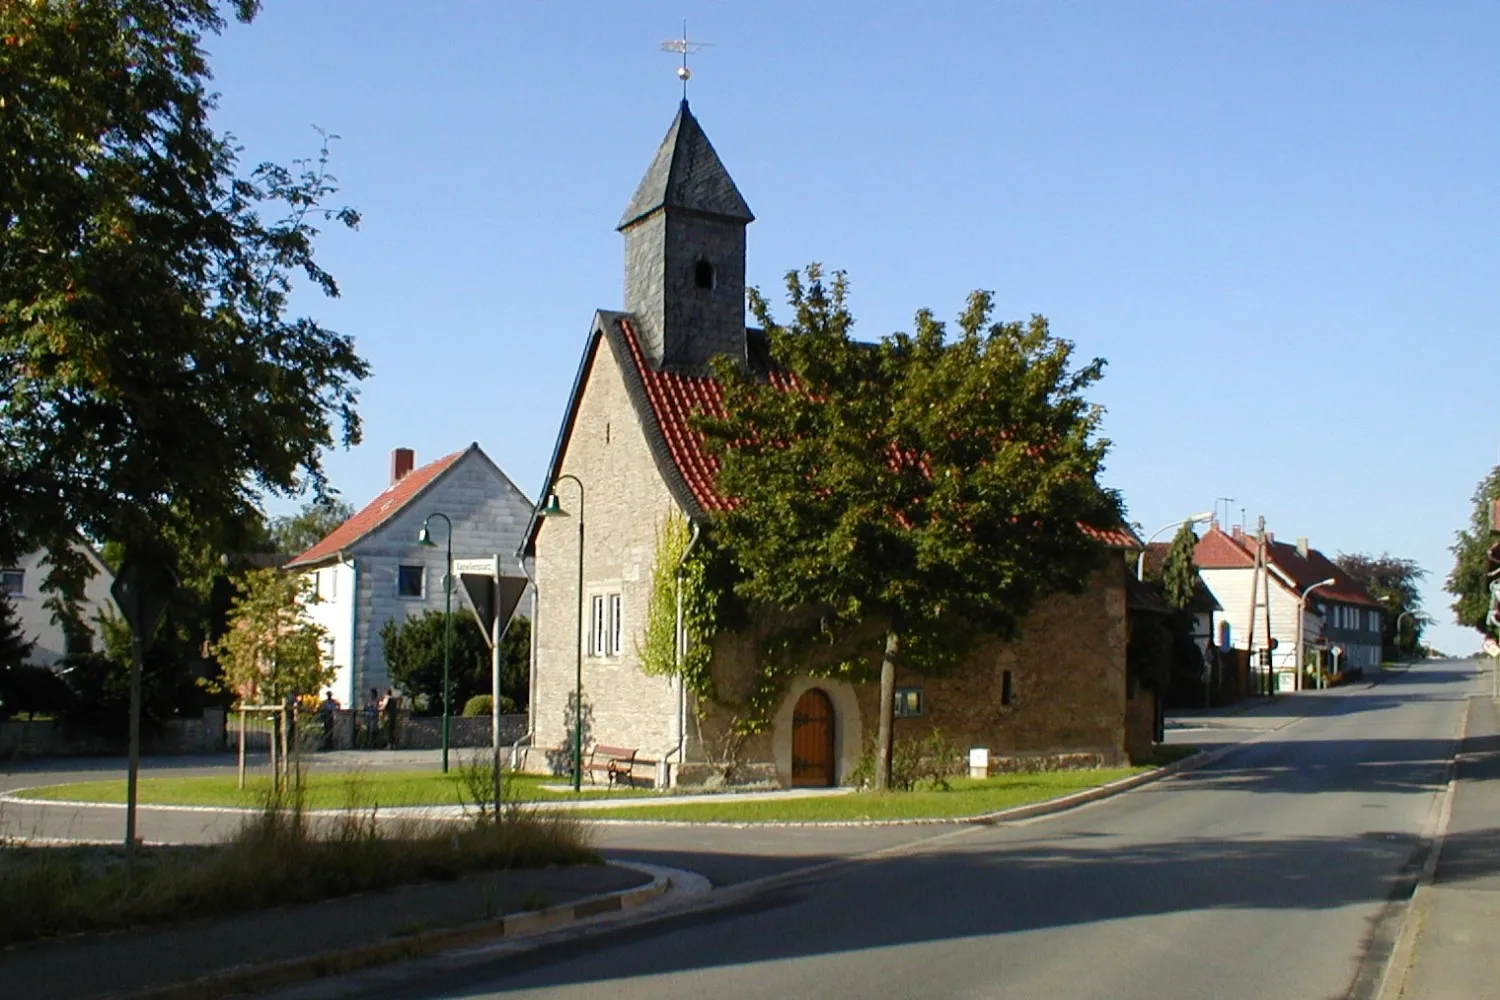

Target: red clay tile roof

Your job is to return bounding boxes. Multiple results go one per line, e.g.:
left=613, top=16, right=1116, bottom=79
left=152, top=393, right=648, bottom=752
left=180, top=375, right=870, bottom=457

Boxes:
left=285, top=449, right=467, bottom=568
left=1194, top=526, right=1256, bottom=569
left=1194, top=525, right=1380, bottom=608
left=614, top=317, right=1141, bottom=549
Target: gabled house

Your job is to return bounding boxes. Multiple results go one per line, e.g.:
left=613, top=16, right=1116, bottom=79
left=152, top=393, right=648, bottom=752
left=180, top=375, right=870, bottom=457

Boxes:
left=522, top=99, right=1145, bottom=787
left=1195, top=525, right=1382, bottom=691
left=285, top=445, right=533, bottom=708
left=1, top=544, right=118, bottom=667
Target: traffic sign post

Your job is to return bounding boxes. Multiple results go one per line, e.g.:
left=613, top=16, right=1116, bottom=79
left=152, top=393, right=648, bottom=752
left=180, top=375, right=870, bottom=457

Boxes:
left=110, top=559, right=177, bottom=863
left=452, top=556, right=528, bottom=816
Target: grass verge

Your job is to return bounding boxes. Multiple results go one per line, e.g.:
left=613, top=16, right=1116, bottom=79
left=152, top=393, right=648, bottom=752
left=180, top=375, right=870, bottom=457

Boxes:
left=568, top=767, right=1150, bottom=823
left=0, top=787, right=597, bottom=946
left=12, top=769, right=649, bottom=809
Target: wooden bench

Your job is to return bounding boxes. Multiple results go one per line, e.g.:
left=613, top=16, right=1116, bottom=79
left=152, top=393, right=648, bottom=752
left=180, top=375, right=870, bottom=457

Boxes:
left=583, top=744, right=638, bottom=788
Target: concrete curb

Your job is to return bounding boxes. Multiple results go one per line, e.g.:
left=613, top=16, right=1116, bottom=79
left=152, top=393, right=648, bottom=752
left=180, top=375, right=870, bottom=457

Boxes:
left=575, top=747, right=1239, bottom=830
left=1371, top=691, right=1472, bottom=1000
left=112, top=862, right=672, bottom=1000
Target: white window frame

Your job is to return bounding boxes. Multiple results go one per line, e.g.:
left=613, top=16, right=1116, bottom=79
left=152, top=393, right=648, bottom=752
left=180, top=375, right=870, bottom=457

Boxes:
left=0, top=569, right=23, bottom=596
left=590, top=595, right=607, bottom=656
left=609, top=594, right=622, bottom=656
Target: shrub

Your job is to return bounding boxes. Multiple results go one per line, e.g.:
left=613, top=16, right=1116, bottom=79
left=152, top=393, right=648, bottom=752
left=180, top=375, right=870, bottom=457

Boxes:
left=849, top=728, right=965, bottom=791
left=463, top=694, right=492, bottom=717
left=0, top=665, right=74, bottom=721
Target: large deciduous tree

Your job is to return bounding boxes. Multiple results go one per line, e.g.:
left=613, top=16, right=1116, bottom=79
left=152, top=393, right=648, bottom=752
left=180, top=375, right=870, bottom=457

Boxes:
left=1, top=0, right=369, bottom=609
left=1446, top=465, right=1500, bottom=640
left=1336, top=552, right=1428, bottom=658
left=699, top=266, right=1123, bottom=788
left=269, top=499, right=355, bottom=556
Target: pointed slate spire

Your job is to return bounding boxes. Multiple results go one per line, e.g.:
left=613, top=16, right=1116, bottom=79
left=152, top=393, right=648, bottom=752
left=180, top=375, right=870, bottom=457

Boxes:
left=618, top=100, right=754, bottom=230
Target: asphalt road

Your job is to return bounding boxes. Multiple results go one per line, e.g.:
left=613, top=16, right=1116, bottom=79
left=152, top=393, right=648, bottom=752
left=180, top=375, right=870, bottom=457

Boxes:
left=295, top=660, right=1475, bottom=1000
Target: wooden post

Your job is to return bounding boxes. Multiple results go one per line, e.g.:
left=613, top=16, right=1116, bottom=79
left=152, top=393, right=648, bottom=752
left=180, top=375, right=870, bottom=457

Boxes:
left=1260, top=517, right=1274, bottom=695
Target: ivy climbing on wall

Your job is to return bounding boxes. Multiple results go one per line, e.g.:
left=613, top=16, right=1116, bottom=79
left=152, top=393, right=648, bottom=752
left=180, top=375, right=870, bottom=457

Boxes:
left=637, top=511, right=719, bottom=701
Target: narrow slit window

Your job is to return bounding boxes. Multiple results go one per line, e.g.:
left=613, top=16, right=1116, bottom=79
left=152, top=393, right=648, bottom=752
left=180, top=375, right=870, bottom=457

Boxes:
left=590, top=595, right=606, bottom=656
left=694, top=259, right=715, bottom=289
left=609, top=594, right=622, bottom=656
left=1001, top=670, right=1014, bottom=706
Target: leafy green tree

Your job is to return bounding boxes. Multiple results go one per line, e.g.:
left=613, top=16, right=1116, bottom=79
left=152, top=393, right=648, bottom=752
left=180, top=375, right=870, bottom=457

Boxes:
left=0, top=0, right=368, bottom=616
left=211, top=568, right=331, bottom=704
left=1160, top=521, right=1200, bottom=612
left=269, top=499, right=355, bottom=556
left=1148, top=522, right=1212, bottom=705
left=1447, top=465, right=1500, bottom=640
left=699, top=265, right=1123, bottom=788
left=380, top=613, right=530, bottom=715
left=0, top=590, right=35, bottom=671
left=1336, top=552, right=1428, bottom=657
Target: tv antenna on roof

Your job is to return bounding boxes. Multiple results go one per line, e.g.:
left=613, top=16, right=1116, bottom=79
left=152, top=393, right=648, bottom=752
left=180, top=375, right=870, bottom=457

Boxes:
left=661, top=19, right=712, bottom=101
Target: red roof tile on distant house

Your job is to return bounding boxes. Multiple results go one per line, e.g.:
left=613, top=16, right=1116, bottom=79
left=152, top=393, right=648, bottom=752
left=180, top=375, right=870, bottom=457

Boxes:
left=285, top=449, right=467, bottom=568
left=1194, top=526, right=1256, bottom=568
left=1194, top=525, right=1380, bottom=608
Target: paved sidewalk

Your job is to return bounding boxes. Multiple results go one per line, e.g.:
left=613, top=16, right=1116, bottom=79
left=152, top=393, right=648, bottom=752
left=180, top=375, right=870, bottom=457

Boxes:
left=2, top=863, right=654, bottom=1000
left=1385, top=693, right=1500, bottom=999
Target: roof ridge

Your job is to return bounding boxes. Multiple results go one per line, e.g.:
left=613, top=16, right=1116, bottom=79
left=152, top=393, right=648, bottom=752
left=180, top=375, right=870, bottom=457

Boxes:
left=285, top=447, right=470, bottom=568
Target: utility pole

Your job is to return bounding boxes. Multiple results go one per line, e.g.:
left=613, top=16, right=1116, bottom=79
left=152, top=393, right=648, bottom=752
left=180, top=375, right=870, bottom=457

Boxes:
left=1260, top=517, right=1274, bottom=696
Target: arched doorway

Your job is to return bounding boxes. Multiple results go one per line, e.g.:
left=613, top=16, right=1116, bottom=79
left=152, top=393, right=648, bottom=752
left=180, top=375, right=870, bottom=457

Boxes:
left=791, top=688, right=836, bottom=787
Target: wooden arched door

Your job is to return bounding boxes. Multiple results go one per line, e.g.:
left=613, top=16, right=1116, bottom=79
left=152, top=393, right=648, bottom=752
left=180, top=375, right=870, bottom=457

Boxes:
left=791, top=688, right=836, bottom=787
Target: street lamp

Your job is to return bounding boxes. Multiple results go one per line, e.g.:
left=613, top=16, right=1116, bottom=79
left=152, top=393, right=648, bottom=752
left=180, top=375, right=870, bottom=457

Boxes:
left=417, top=512, right=454, bottom=773
left=1394, top=610, right=1420, bottom=665
left=538, top=475, right=585, bottom=793
left=1297, top=577, right=1336, bottom=691
left=1136, top=511, right=1215, bottom=579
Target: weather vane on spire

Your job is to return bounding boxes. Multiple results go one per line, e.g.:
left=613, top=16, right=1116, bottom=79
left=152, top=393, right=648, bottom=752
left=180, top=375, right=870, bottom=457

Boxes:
left=661, top=19, right=712, bottom=102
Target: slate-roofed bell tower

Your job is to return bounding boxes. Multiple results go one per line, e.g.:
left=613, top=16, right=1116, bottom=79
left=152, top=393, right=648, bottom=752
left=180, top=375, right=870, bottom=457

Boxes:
left=619, top=100, right=754, bottom=374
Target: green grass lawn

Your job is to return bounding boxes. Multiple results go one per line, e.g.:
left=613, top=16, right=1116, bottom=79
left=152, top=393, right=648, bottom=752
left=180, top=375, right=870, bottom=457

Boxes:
left=569, top=767, right=1150, bottom=823
left=13, top=769, right=651, bottom=810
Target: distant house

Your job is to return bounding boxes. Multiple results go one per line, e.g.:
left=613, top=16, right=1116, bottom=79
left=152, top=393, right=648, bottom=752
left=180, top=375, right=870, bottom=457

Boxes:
left=1, top=544, right=119, bottom=667
left=284, top=445, right=533, bottom=708
left=1195, top=525, right=1382, bottom=691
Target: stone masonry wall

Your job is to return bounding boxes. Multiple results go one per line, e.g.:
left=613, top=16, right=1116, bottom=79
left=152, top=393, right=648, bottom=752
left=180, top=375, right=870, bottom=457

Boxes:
left=695, top=563, right=1131, bottom=785
left=531, top=332, right=682, bottom=774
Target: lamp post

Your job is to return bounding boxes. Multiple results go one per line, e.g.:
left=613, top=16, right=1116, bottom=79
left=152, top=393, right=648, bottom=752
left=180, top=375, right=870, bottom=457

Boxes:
left=538, top=475, right=585, bottom=792
left=1394, top=610, right=1418, bottom=666
left=1298, top=577, right=1336, bottom=691
left=1136, top=511, right=1215, bottom=579
left=417, top=512, right=454, bottom=773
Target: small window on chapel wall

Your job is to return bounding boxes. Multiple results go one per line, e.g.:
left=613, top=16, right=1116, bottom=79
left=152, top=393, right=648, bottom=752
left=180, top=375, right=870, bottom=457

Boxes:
left=694, top=259, right=715, bottom=290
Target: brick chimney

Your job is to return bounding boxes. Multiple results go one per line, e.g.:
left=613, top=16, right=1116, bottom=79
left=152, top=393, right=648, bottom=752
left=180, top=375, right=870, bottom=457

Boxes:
left=1296, top=537, right=1309, bottom=558
left=1230, top=524, right=1245, bottom=543
left=390, top=448, right=415, bottom=485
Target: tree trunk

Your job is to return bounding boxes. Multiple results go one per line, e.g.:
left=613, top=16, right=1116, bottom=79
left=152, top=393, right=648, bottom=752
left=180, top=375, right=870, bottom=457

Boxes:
left=875, top=631, right=899, bottom=791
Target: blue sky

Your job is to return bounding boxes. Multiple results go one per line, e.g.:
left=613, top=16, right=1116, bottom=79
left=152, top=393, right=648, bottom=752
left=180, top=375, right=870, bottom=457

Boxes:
left=208, top=2, right=1499, bottom=655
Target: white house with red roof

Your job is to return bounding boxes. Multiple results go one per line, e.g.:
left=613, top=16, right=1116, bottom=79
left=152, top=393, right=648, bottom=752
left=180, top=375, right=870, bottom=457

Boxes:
left=522, top=100, right=1146, bottom=787
left=1195, top=524, right=1383, bottom=690
left=284, top=444, right=532, bottom=708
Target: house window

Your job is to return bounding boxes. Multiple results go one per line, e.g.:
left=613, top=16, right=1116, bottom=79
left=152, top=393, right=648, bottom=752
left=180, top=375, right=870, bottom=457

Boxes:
left=589, top=593, right=623, bottom=656
left=610, top=594, right=622, bottom=656
left=322, top=637, right=336, bottom=667
left=397, top=565, right=424, bottom=598
left=893, top=687, right=924, bottom=717
left=0, top=569, right=22, bottom=596
left=590, top=595, right=606, bottom=656
left=1001, top=670, right=1015, bottom=706
left=694, top=259, right=715, bottom=290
